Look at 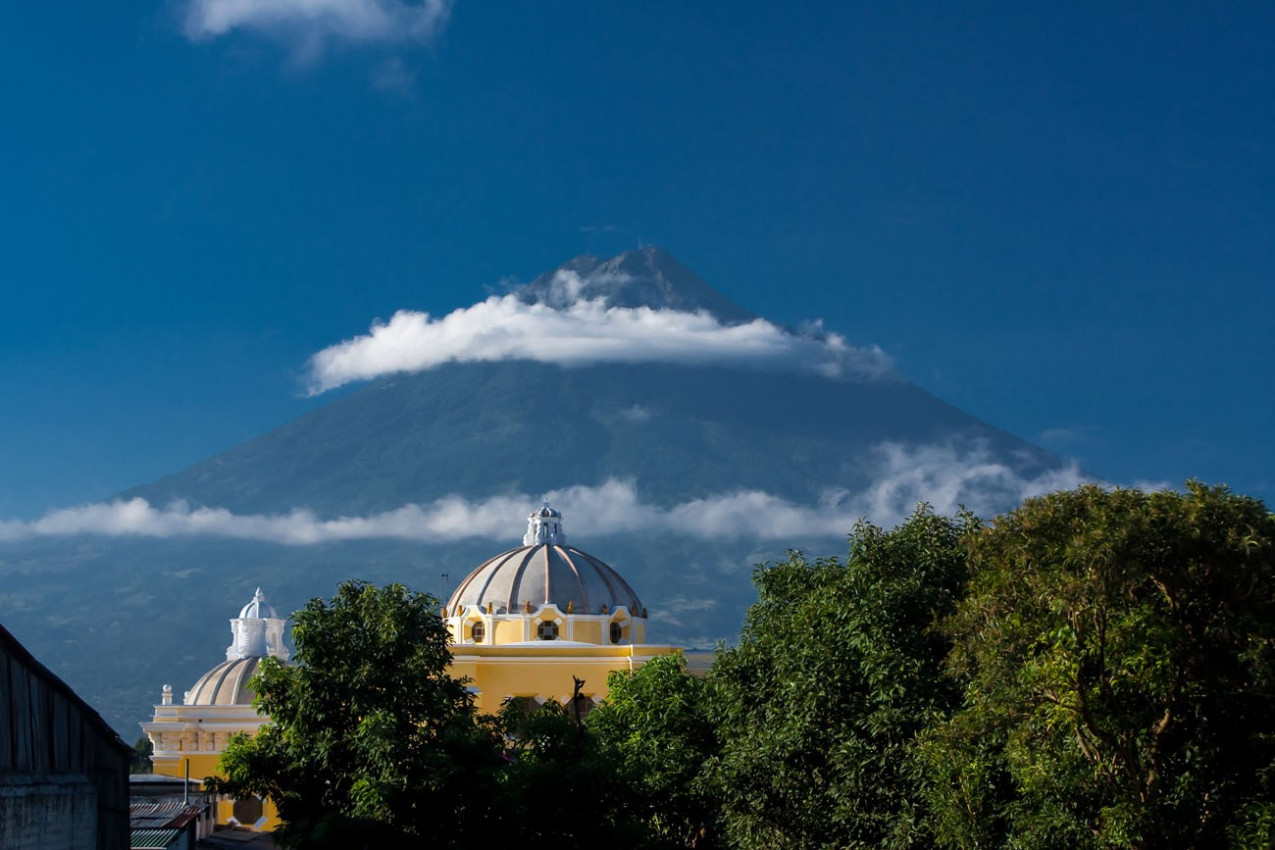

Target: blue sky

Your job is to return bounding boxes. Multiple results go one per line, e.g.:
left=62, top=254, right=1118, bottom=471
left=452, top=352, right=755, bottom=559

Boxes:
left=1, top=1, right=1272, bottom=519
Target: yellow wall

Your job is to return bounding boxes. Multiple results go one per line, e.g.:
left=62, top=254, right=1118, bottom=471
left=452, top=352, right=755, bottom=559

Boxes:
left=144, top=709, right=282, bottom=832
left=449, top=643, right=686, bottom=714
left=150, top=752, right=281, bottom=829
left=146, top=645, right=674, bottom=834
left=147, top=607, right=708, bottom=836
left=571, top=620, right=603, bottom=644
left=493, top=619, right=526, bottom=643
left=443, top=606, right=694, bottom=713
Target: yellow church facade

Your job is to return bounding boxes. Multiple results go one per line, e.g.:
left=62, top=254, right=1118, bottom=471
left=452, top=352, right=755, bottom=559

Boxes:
left=142, top=588, right=289, bottom=830
left=444, top=503, right=710, bottom=714
left=143, top=503, right=707, bottom=831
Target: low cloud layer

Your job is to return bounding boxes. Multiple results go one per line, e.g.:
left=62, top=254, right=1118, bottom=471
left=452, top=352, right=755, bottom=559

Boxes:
left=0, top=443, right=1090, bottom=546
left=305, top=271, right=892, bottom=394
left=184, top=0, right=451, bottom=51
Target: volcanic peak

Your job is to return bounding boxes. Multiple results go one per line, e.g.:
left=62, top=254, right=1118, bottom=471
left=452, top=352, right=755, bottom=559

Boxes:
left=517, top=246, right=758, bottom=325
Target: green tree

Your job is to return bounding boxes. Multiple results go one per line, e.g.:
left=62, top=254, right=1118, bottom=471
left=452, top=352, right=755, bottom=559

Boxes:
left=925, top=483, right=1275, bottom=850
left=208, top=581, right=506, bottom=849
left=706, top=506, right=974, bottom=849
left=587, top=652, right=721, bottom=848
left=496, top=696, right=646, bottom=845
left=130, top=734, right=154, bottom=774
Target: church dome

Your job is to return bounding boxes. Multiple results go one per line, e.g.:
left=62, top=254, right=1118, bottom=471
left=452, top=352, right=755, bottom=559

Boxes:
left=447, top=503, right=645, bottom=616
left=177, top=588, right=290, bottom=707
left=185, top=657, right=262, bottom=706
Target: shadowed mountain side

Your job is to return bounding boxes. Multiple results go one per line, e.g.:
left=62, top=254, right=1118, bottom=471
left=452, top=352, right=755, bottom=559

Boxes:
left=122, top=361, right=1056, bottom=516
left=0, top=530, right=778, bottom=736
left=1, top=247, right=1076, bottom=737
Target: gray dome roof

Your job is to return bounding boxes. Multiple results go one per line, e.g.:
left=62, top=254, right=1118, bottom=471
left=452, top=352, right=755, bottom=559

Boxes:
left=185, top=657, right=264, bottom=706
left=448, top=543, right=645, bottom=616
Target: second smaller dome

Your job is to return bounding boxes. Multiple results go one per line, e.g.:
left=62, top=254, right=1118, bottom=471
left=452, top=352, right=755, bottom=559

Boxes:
left=185, top=656, right=262, bottom=706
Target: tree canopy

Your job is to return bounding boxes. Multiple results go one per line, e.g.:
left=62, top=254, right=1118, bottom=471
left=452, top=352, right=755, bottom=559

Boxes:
left=208, top=580, right=505, bottom=849
left=588, top=653, right=721, bottom=847
left=203, top=484, right=1275, bottom=850
left=923, top=483, right=1275, bottom=850
left=706, top=506, right=974, bottom=849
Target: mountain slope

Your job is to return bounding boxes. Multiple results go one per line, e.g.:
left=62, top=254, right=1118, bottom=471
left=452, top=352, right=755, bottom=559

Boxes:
left=2, top=247, right=1073, bottom=735
left=126, top=247, right=1055, bottom=514
left=123, top=360, right=1052, bottom=516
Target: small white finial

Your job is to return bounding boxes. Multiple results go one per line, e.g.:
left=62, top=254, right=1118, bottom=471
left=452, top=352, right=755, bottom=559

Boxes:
left=162, top=684, right=173, bottom=706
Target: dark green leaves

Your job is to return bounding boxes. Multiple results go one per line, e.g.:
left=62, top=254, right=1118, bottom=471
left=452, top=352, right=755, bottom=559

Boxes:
left=927, top=484, right=1275, bottom=849
left=208, top=581, right=505, bottom=849
left=706, top=506, right=974, bottom=849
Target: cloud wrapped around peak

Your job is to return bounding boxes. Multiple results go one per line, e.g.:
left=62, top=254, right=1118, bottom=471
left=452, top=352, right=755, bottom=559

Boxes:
left=184, top=0, right=452, bottom=48
left=0, top=442, right=1090, bottom=545
left=304, top=272, right=892, bottom=394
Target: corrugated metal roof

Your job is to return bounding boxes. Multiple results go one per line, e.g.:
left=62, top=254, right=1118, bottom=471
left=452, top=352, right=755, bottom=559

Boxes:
left=130, top=800, right=203, bottom=829
left=131, top=828, right=181, bottom=848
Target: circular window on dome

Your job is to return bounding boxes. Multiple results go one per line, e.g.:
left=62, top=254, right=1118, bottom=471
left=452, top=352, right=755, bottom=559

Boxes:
left=610, top=622, right=623, bottom=644
left=470, top=622, right=485, bottom=643
left=537, top=621, right=559, bottom=640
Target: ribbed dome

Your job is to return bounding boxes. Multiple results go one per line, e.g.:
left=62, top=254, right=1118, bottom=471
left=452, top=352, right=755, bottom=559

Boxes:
left=185, top=657, right=264, bottom=706
left=448, top=543, right=645, bottom=615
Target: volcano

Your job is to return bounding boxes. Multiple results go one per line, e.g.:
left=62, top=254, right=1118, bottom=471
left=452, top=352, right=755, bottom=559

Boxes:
left=0, top=247, right=1075, bottom=734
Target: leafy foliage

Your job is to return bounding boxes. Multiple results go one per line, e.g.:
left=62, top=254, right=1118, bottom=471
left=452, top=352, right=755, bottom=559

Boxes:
left=495, top=695, right=650, bottom=845
left=130, top=734, right=154, bottom=774
left=925, top=483, right=1275, bottom=849
left=705, top=506, right=974, bottom=849
left=200, top=485, right=1275, bottom=850
left=208, top=581, right=506, bottom=849
left=587, top=653, right=721, bottom=848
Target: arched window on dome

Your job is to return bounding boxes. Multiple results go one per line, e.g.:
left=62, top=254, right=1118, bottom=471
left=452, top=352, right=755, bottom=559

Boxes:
left=537, top=621, right=559, bottom=641
left=610, top=621, right=623, bottom=644
left=470, top=621, right=485, bottom=643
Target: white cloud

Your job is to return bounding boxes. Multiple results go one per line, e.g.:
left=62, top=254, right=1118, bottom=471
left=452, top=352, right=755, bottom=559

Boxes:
left=184, top=0, right=452, bottom=53
left=0, top=442, right=1091, bottom=546
left=0, top=495, right=519, bottom=546
left=618, top=404, right=652, bottom=423
left=854, top=442, right=1089, bottom=527
left=304, top=271, right=893, bottom=393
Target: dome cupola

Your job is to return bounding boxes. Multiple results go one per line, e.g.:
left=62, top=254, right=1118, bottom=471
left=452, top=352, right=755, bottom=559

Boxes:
left=524, top=502, right=565, bottom=545
left=181, top=588, right=291, bottom=706
left=226, top=587, right=290, bottom=663
left=445, top=504, right=647, bottom=647
left=448, top=504, right=643, bottom=616
left=238, top=587, right=279, bottom=620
